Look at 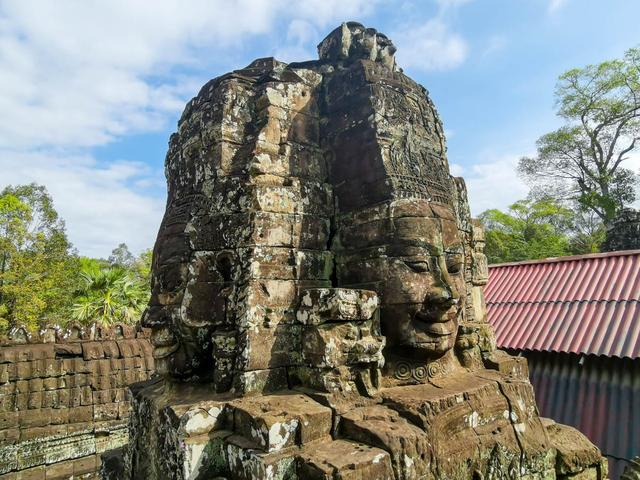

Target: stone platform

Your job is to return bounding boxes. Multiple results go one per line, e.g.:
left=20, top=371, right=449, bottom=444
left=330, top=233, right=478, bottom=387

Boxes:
left=112, top=369, right=605, bottom=480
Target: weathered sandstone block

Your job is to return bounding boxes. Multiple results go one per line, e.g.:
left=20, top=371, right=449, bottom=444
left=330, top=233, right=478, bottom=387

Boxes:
left=112, top=21, right=608, bottom=480
left=0, top=323, right=154, bottom=478
left=297, top=289, right=379, bottom=325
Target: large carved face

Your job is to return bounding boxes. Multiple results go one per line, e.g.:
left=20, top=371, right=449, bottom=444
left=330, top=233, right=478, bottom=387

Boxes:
left=142, top=248, right=234, bottom=380
left=380, top=217, right=465, bottom=357
left=338, top=201, right=466, bottom=358
left=142, top=305, right=209, bottom=379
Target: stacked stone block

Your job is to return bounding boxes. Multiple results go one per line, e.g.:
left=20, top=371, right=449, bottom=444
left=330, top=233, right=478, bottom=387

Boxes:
left=120, top=287, right=607, bottom=480
left=123, top=288, right=387, bottom=479
left=292, top=288, right=385, bottom=395
left=122, top=371, right=394, bottom=480
left=0, top=324, right=154, bottom=479
left=145, top=57, right=334, bottom=393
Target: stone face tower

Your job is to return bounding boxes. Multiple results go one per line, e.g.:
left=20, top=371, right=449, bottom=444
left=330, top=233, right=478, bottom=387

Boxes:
left=115, top=23, right=608, bottom=480
left=602, top=208, right=640, bottom=252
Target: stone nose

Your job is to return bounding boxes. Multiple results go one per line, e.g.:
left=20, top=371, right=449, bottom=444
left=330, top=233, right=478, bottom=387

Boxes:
left=425, top=286, right=456, bottom=309
left=427, top=255, right=460, bottom=307
left=141, top=306, right=169, bottom=328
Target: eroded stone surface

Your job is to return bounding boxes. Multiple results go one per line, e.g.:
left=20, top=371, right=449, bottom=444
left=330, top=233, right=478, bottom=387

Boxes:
left=546, top=423, right=608, bottom=478
left=297, top=289, right=379, bottom=325
left=112, top=21, right=608, bottom=480
left=297, top=439, right=394, bottom=480
left=340, top=405, right=431, bottom=480
left=232, top=393, right=332, bottom=452
left=0, top=324, right=154, bottom=478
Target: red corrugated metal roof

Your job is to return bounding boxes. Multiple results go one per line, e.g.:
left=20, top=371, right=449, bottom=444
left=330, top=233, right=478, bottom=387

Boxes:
left=523, top=351, right=640, bottom=479
left=486, top=250, right=640, bottom=358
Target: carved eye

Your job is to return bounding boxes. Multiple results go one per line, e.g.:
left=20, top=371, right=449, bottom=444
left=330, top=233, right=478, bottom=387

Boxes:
left=216, top=254, right=233, bottom=282
left=404, top=260, right=430, bottom=273
left=446, top=254, right=463, bottom=274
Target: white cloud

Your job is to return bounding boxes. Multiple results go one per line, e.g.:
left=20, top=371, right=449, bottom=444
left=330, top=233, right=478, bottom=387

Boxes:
left=288, top=1, right=378, bottom=26
left=0, top=149, right=165, bottom=258
left=394, top=18, right=468, bottom=71
left=436, top=0, right=474, bottom=9
left=392, top=0, right=470, bottom=72
left=461, top=148, right=640, bottom=215
left=450, top=162, right=465, bottom=176
left=548, top=0, right=568, bottom=14
left=482, top=35, right=507, bottom=57
left=461, top=155, right=531, bottom=215
left=0, top=0, right=376, bottom=150
left=273, top=19, right=319, bottom=63
left=0, top=0, right=378, bottom=257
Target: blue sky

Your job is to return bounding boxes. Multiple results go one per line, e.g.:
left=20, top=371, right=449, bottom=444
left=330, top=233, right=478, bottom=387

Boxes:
left=1, top=0, right=638, bottom=257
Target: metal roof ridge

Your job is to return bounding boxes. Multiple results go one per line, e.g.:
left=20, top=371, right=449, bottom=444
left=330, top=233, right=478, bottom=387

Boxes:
left=503, top=345, right=639, bottom=360
left=503, top=347, right=639, bottom=361
left=486, top=298, right=640, bottom=307
left=488, top=249, right=640, bottom=268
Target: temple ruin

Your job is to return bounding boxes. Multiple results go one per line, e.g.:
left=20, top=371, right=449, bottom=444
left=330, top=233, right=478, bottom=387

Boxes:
left=106, top=23, right=608, bottom=480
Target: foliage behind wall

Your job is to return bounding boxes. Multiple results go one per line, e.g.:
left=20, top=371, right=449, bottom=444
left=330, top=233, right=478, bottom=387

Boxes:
left=0, top=183, right=151, bottom=333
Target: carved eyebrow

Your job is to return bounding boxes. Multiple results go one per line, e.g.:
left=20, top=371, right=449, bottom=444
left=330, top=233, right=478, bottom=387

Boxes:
left=398, top=255, right=432, bottom=262
left=389, top=242, right=443, bottom=256
left=403, top=259, right=431, bottom=273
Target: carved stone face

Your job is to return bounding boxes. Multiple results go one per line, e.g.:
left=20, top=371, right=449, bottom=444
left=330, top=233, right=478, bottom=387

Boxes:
left=338, top=202, right=466, bottom=358
left=143, top=308, right=209, bottom=379
left=142, top=249, right=234, bottom=380
left=379, top=232, right=465, bottom=357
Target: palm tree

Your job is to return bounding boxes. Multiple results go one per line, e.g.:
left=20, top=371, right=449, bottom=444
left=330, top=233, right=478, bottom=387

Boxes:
left=71, top=265, right=148, bottom=325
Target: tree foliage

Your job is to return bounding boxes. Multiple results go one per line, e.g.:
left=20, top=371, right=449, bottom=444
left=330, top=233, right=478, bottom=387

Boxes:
left=0, top=184, right=79, bottom=331
left=519, top=46, right=640, bottom=226
left=70, top=245, right=151, bottom=326
left=131, top=248, right=152, bottom=289
left=108, top=243, right=151, bottom=288
left=71, top=264, right=149, bottom=326
left=108, top=243, right=135, bottom=268
left=567, top=208, right=606, bottom=254
left=0, top=184, right=153, bottom=333
left=480, top=197, right=575, bottom=264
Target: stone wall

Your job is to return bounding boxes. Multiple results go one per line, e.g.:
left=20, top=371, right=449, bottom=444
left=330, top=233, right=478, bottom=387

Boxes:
left=0, top=323, right=154, bottom=479
left=602, top=208, right=640, bottom=252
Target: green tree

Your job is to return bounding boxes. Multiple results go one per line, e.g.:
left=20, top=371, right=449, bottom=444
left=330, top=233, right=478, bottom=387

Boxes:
left=0, top=184, right=79, bottom=332
left=108, top=244, right=151, bottom=290
left=108, top=243, right=135, bottom=268
left=519, top=46, right=640, bottom=226
left=131, top=248, right=152, bottom=288
left=78, top=256, right=110, bottom=272
left=479, top=197, right=574, bottom=264
left=567, top=209, right=606, bottom=254
left=71, top=264, right=148, bottom=326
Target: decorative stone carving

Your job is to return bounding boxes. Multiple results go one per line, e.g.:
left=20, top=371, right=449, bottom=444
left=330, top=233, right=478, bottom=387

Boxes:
left=115, top=22, right=609, bottom=480
left=318, top=21, right=397, bottom=69
left=0, top=324, right=154, bottom=478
